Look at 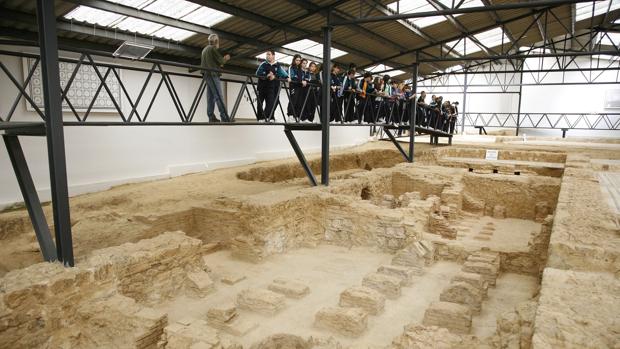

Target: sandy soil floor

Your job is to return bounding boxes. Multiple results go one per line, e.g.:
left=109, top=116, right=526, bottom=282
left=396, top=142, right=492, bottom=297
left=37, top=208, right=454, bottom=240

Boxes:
left=156, top=244, right=537, bottom=347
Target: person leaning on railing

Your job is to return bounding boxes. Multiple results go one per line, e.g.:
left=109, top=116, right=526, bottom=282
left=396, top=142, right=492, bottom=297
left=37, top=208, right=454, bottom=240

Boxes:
left=287, top=54, right=305, bottom=122
left=256, top=50, right=289, bottom=122
left=201, top=34, right=231, bottom=123
left=327, top=64, right=342, bottom=123
left=304, top=61, right=321, bottom=122
left=340, top=69, right=357, bottom=123
left=357, top=72, right=375, bottom=124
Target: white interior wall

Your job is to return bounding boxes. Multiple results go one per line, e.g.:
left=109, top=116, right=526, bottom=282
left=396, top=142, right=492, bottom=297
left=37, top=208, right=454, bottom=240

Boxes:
left=0, top=47, right=369, bottom=208
left=420, top=58, right=620, bottom=137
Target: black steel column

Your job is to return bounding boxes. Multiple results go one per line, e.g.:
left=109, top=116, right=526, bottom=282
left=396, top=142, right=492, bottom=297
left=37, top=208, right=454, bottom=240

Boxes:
left=515, top=60, right=524, bottom=136
left=321, top=25, right=332, bottom=185
left=409, top=54, right=419, bottom=163
left=3, top=135, right=57, bottom=262
left=461, top=69, right=468, bottom=134
left=36, top=0, right=74, bottom=266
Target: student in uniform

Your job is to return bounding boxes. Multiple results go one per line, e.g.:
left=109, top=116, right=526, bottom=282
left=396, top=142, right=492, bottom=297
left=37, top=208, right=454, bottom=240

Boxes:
left=356, top=72, right=375, bottom=124
left=256, top=50, right=288, bottom=122
left=329, top=65, right=342, bottom=123
left=304, top=61, right=321, bottom=122
left=340, top=69, right=357, bottom=123
left=390, top=80, right=402, bottom=124
left=287, top=54, right=305, bottom=121
left=416, top=91, right=428, bottom=126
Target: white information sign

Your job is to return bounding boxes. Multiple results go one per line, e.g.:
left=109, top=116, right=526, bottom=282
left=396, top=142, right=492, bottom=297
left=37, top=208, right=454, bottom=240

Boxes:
left=485, top=149, right=499, bottom=161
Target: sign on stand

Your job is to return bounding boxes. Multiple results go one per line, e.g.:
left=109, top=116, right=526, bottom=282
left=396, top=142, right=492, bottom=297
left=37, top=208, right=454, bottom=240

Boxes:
left=485, top=149, right=499, bottom=161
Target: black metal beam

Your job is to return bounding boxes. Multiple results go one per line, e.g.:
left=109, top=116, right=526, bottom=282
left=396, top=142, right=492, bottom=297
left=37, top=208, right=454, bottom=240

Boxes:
left=185, top=0, right=391, bottom=66
left=321, top=26, right=332, bottom=186
left=287, top=0, right=410, bottom=54
left=283, top=128, right=318, bottom=186
left=383, top=128, right=409, bottom=162
left=2, top=135, right=57, bottom=262
left=36, top=0, right=74, bottom=267
left=330, top=0, right=593, bottom=25
left=62, top=0, right=331, bottom=64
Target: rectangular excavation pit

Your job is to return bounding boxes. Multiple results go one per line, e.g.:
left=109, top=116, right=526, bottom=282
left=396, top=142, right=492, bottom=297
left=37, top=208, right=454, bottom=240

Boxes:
left=429, top=147, right=567, bottom=177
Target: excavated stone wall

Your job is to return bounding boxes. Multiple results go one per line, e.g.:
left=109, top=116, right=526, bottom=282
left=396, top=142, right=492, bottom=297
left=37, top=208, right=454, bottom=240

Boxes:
left=0, top=232, right=211, bottom=348
left=236, top=149, right=404, bottom=183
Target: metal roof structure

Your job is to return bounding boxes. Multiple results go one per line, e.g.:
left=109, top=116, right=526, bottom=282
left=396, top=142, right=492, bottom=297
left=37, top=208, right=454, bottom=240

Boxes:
left=0, top=0, right=618, bottom=79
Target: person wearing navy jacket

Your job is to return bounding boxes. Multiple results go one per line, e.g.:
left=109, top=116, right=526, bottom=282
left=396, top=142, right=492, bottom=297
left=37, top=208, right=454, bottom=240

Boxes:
left=256, top=50, right=288, bottom=121
left=287, top=54, right=305, bottom=121
left=340, top=69, right=357, bottom=123
left=304, top=61, right=321, bottom=122
left=329, top=65, right=342, bottom=122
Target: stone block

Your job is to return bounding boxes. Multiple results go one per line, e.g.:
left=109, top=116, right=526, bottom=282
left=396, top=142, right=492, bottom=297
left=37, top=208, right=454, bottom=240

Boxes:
left=339, top=286, right=385, bottom=315
left=362, top=272, right=402, bottom=299
left=493, top=205, right=506, bottom=219
left=236, top=289, right=285, bottom=315
left=186, top=271, right=215, bottom=297
left=462, top=261, right=498, bottom=287
left=314, top=307, right=368, bottom=337
left=160, top=318, right=222, bottom=349
left=422, top=301, right=472, bottom=334
left=231, top=236, right=265, bottom=263
left=377, top=265, right=416, bottom=285
left=207, top=307, right=257, bottom=337
left=452, top=271, right=488, bottom=298
left=267, top=278, right=309, bottom=299
left=220, top=271, right=246, bottom=286
left=439, top=281, right=483, bottom=314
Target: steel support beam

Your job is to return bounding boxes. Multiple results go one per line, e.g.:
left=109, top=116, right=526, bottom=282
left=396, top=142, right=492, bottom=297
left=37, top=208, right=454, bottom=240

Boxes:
left=410, top=54, right=419, bottom=163
left=516, top=61, right=524, bottom=136
left=461, top=69, right=468, bottom=134
left=36, top=0, right=74, bottom=266
left=321, top=26, right=332, bottom=186
left=330, top=0, right=592, bottom=25
left=3, top=135, right=57, bottom=262
left=283, top=129, right=318, bottom=186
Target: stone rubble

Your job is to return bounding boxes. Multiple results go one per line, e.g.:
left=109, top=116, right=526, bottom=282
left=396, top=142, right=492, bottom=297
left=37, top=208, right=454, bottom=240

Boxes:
left=422, top=301, right=472, bottom=335
left=267, top=278, right=310, bottom=299
left=361, top=272, right=402, bottom=299
left=377, top=265, right=416, bottom=285
left=314, top=307, right=368, bottom=337
left=206, top=304, right=257, bottom=337
left=236, top=288, right=286, bottom=315
left=338, top=285, right=385, bottom=315
left=439, top=281, right=483, bottom=314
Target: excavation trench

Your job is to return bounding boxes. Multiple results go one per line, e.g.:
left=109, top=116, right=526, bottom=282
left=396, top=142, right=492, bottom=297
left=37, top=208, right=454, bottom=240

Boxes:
left=0, top=146, right=574, bottom=348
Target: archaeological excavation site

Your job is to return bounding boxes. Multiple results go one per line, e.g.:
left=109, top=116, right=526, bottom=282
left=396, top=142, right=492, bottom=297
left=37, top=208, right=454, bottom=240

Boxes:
left=0, top=139, right=618, bottom=349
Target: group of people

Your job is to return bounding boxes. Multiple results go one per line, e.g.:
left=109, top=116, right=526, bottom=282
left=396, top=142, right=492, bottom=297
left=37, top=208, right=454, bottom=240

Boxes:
left=200, top=36, right=458, bottom=134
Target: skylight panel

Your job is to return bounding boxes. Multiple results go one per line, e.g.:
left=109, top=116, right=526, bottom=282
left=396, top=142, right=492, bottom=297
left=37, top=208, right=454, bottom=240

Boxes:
left=387, top=0, right=484, bottom=29
left=283, top=39, right=348, bottom=59
left=366, top=64, right=406, bottom=77
left=576, top=0, right=620, bottom=21
left=107, top=0, right=154, bottom=9
left=143, top=0, right=200, bottom=19
left=181, top=6, right=233, bottom=27
left=598, top=32, right=620, bottom=47
left=151, top=26, right=196, bottom=41
left=446, top=37, right=481, bottom=55
left=64, top=5, right=124, bottom=27
left=474, top=27, right=510, bottom=49
left=113, top=16, right=164, bottom=35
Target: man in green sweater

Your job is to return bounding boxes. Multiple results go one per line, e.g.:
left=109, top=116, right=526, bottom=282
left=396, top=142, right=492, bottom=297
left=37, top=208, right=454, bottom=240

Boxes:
left=201, top=34, right=231, bottom=122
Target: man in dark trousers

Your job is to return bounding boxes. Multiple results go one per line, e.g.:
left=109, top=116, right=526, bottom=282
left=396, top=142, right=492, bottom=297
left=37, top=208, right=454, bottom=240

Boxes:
left=201, top=34, right=230, bottom=122
left=256, top=50, right=288, bottom=122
